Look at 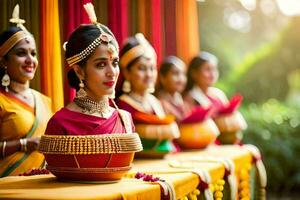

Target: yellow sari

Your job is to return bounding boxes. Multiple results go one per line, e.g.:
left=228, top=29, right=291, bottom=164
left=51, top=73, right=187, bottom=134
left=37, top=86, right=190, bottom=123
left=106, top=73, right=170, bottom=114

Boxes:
left=0, top=89, right=52, bottom=177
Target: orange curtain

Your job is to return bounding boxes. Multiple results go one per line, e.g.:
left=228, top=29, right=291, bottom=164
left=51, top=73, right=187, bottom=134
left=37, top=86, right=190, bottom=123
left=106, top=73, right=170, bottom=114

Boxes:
left=137, top=0, right=147, bottom=37
left=40, top=0, right=64, bottom=112
left=176, top=0, right=200, bottom=64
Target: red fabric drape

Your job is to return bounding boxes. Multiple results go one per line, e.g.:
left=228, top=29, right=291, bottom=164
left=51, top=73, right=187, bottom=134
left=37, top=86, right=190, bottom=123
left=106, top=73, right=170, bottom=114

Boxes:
left=62, top=0, right=92, bottom=105
left=108, top=0, right=128, bottom=47
left=108, top=0, right=129, bottom=98
left=163, top=0, right=177, bottom=56
left=150, top=0, right=162, bottom=66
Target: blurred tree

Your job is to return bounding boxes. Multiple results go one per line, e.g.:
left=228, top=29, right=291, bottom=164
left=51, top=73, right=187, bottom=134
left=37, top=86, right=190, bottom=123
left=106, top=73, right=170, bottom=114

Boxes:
left=197, top=0, right=295, bottom=102
left=234, top=17, right=300, bottom=103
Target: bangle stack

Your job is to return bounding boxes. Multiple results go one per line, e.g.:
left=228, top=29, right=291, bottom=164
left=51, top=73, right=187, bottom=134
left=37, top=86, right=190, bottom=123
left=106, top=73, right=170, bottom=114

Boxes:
left=20, top=138, right=27, bottom=152
left=2, top=141, right=6, bottom=157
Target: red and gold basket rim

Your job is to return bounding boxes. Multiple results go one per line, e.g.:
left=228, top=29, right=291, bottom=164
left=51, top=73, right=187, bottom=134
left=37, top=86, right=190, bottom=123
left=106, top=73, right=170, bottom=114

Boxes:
left=39, top=133, right=143, bottom=155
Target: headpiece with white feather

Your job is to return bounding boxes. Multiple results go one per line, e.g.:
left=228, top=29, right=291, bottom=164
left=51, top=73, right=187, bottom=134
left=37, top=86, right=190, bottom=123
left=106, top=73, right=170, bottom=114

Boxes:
left=65, top=3, right=119, bottom=67
left=0, top=4, right=30, bottom=57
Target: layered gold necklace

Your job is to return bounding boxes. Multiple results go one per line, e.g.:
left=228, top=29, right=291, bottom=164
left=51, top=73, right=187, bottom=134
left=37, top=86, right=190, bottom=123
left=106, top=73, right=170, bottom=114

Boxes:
left=74, top=96, right=110, bottom=116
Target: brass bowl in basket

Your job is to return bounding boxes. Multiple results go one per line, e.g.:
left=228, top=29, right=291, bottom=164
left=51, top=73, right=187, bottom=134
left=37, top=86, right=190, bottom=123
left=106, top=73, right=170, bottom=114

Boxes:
left=214, top=111, right=247, bottom=144
left=176, top=119, right=220, bottom=149
left=39, top=133, right=143, bottom=182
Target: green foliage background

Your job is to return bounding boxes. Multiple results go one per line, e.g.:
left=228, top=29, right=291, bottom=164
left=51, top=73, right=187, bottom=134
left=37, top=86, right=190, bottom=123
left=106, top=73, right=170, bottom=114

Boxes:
left=198, top=0, right=300, bottom=193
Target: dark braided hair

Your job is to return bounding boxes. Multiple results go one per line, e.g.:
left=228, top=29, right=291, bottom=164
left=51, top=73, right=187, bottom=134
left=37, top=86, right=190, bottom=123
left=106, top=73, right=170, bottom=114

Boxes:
left=66, top=24, right=118, bottom=90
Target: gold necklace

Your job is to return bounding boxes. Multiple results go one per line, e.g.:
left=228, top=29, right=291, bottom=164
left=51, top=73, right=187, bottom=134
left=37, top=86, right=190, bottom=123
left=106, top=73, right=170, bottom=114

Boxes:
left=129, top=92, right=153, bottom=113
left=74, top=96, right=110, bottom=116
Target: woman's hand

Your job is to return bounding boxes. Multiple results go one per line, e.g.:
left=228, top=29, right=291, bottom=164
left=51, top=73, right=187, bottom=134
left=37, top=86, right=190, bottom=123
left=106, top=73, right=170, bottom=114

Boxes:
left=24, top=137, right=40, bottom=152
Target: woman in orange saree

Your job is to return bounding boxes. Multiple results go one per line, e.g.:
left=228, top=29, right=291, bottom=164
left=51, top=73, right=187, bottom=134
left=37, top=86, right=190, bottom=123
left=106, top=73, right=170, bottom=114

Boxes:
left=0, top=5, right=52, bottom=177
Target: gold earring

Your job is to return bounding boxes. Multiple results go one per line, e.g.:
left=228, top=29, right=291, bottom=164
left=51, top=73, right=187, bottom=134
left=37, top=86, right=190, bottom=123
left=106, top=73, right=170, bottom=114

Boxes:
left=76, top=79, right=87, bottom=98
left=1, top=66, right=10, bottom=92
left=122, top=80, right=131, bottom=93
left=147, top=84, right=155, bottom=94
left=147, top=87, right=155, bottom=94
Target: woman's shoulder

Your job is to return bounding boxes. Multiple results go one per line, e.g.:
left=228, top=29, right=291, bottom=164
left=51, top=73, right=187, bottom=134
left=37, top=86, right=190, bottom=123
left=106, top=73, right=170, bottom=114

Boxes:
left=117, top=108, right=131, bottom=116
left=147, top=93, right=161, bottom=102
left=44, top=108, right=68, bottom=135
left=208, top=87, right=228, bottom=103
left=31, top=89, right=49, bottom=98
left=31, top=89, right=52, bottom=105
left=117, top=109, right=133, bottom=122
left=47, top=108, right=68, bottom=122
left=116, top=94, right=138, bottom=113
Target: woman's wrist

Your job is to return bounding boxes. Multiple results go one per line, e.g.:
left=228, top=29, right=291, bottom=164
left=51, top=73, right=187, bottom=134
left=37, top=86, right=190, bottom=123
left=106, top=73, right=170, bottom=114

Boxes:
left=19, top=138, right=27, bottom=152
left=2, top=141, right=6, bottom=157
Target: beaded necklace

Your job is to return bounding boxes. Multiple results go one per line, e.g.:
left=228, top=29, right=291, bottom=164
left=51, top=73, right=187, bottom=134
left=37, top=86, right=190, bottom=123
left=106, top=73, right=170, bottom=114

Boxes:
left=73, top=96, right=110, bottom=116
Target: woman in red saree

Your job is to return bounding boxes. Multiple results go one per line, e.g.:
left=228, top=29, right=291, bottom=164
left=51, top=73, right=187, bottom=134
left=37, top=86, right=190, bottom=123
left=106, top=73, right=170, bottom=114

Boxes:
left=41, top=4, right=141, bottom=182
left=184, top=52, right=247, bottom=144
left=0, top=5, right=52, bottom=177
left=45, top=14, right=133, bottom=137
left=117, top=34, right=180, bottom=158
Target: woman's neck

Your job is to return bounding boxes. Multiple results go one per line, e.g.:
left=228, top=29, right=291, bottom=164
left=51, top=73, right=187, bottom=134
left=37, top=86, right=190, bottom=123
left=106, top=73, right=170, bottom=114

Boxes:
left=129, top=91, right=146, bottom=103
left=129, top=90, right=147, bottom=100
left=9, top=80, right=30, bottom=93
left=198, top=85, right=209, bottom=94
left=129, top=90, right=153, bottom=113
left=85, top=89, right=108, bottom=103
left=162, top=89, right=177, bottom=97
left=162, top=90, right=184, bottom=106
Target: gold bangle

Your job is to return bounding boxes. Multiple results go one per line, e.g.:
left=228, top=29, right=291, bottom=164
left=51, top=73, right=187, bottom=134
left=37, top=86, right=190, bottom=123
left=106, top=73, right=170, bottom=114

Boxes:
left=20, top=138, right=27, bottom=152
left=2, top=141, right=6, bottom=157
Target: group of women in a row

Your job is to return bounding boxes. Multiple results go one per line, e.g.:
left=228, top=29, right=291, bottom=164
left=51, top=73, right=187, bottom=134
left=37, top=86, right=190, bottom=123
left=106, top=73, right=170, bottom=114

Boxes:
left=0, top=4, right=246, bottom=177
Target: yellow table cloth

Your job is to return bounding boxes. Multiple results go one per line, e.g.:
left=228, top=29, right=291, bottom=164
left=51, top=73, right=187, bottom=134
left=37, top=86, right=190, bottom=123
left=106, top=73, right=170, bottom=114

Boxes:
left=0, top=145, right=253, bottom=200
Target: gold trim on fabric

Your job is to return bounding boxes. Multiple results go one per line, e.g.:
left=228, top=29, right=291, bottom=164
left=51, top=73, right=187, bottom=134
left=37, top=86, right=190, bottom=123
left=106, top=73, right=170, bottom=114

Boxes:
left=120, top=45, right=144, bottom=68
left=0, top=31, right=27, bottom=57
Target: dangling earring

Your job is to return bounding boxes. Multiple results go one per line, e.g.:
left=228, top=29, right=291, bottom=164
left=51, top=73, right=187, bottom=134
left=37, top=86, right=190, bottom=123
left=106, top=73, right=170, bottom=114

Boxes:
left=76, top=79, right=87, bottom=98
left=1, top=66, right=10, bottom=92
left=122, top=80, right=131, bottom=93
left=147, top=84, right=155, bottom=94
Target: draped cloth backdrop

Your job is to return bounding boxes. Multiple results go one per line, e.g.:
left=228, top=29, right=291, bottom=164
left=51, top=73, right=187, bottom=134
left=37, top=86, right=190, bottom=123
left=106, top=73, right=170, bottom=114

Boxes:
left=0, top=0, right=200, bottom=109
left=40, top=0, right=64, bottom=112
left=61, top=0, right=92, bottom=104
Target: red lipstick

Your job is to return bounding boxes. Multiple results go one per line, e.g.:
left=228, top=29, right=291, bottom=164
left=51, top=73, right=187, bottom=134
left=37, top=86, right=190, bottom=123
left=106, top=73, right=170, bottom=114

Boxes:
left=103, top=81, right=115, bottom=87
left=22, top=66, right=34, bottom=73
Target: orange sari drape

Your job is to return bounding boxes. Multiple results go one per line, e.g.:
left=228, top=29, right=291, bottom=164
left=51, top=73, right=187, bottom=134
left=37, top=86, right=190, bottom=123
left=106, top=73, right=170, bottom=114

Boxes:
left=0, top=90, right=52, bottom=177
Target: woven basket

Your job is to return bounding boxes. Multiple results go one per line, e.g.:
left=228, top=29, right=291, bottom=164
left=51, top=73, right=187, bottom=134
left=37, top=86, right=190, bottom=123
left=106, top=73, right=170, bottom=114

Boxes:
left=214, top=111, right=247, bottom=133
left=214, top=112, right=247, bottom=144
